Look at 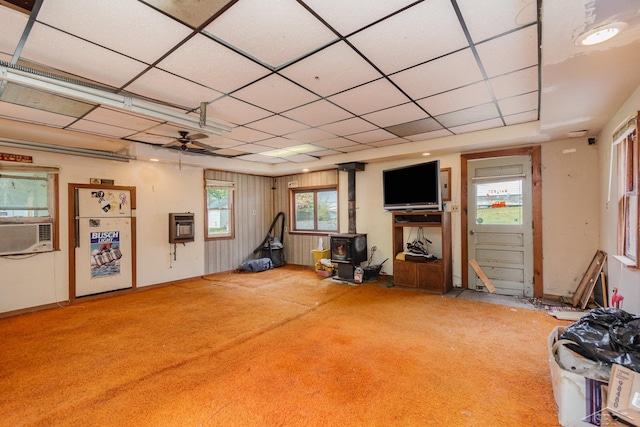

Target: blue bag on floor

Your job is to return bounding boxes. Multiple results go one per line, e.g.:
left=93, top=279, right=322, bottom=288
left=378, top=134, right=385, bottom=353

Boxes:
left=239, top=257, right=273, bottom=272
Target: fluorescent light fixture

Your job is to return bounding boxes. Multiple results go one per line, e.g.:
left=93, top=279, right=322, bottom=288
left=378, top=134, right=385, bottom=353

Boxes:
left=0, top=137, right=135, bottom=162
left=575, top=22, right=627, bottom=46
left=261, top=144, right=320, bottom=157
left=0, top=61, right=231, bottom=136
left=567, top=130, right=587, bottom=138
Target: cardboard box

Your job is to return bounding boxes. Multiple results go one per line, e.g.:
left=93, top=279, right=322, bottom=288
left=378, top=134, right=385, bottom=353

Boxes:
left=606, top=364, right=640, bottom=426
left=548, top=326, right=608, bottom=426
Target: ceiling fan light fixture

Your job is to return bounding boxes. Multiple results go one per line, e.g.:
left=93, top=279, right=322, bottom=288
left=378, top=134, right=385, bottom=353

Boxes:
left=575, top=22, right=627, bottom=46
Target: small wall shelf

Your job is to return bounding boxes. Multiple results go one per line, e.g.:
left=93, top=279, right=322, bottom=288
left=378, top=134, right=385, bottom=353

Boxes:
left=392, top=211, right=452, bottom=293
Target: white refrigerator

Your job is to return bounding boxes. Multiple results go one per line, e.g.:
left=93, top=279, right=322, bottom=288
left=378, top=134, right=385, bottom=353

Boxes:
left=75, top=188, right=133, bottom=297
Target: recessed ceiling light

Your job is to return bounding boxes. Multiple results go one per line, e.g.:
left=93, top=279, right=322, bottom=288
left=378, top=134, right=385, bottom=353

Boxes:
left=149, top=158, right=159, bottom=162
left=302, top=168, right=310, bottom=172
left=422, top=152, right=431, bottom=156
left=575, top=22, right=627, bottom=46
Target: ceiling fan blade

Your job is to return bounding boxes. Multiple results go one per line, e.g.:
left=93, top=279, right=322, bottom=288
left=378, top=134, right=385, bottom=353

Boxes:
left=191, top=140, right=218, bottom=151
left=161, top=140, right=178, bottom=148
left=187, top=133, right=208, bottom=141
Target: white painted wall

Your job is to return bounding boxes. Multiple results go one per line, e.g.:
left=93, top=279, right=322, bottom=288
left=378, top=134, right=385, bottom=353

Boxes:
left=598, top=84, right=640, bottom=315
left=0, top=147, right=206, bottom=314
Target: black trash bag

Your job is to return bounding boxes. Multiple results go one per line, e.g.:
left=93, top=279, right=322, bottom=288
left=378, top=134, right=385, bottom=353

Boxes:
left=560, top=307, right=640, bottom=372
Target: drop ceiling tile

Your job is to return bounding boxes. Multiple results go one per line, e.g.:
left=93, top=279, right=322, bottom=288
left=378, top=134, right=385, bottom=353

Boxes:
left=348, top=129, right=396, bottom=144
left=21, top=23, right=148, bottom=88
left=0, top=101, right=77, bottom=128
left=279, top=41, right=381, bottom=97
left=490, top=66, right=538, bottom=100
left=196, top=135, right=243, bottom=149
left=457, top=0, right=537, bottom=43
left=128, top=132, right=173, bottom=145
left=0, top=6, right=27, bottom=55
left=227, top=126, right=272, bottom=143
left=361, top=102, right=427, bottom=127
left=327, top=78, right=408, bottom=115
left=126, top=68, right=223, bottom=110
left=157, top=34, right=270, bottom=94
left=259, top=137, right=304, bottom=149
left=233, top=74, right=319, bottom=114
left=285, top=153, right=321, bottom=163
left=339, top=144, right=371, bottom=153
left=449, top=117, right=504, bottom=134
left=384, top=117, right=443, bottom=137
left=282, top=100, right=353, bottom=127
left=347, top=0, right=469, bottom=74
left=368, top=138, right=407, bottom=148
left=237, top=153, right=288, bottom=163
left=82, top=107, right=161, bottom=131
left=476, top=26, right=538, bottom=78
left=314, top=137, right=359, bottom=149
left=231, top=144, right=273, bottom=154
left=286, top=128, right=335, bottom=144
left=498, top=92, right=538, bottom=116
left=207, top=96, right=272, bottom=126
left=204, top=0, right=337, bottom=68
left=435, top=103, right=500, bottom=128
left=247, top=115, right=308, bottom=135
left=417, top=82, right=493, bottom=116
left=319, top=117, right=377, bottom=136
left=212, top=148, right=248, bottom=157
left=37, top=0, right=192, bottom=64
left=304, top=0, right=418, bottom=36
left=504, top=110, right=538, bottom=125
left=312, top=149, right=341, bottom=157
left=405, top=128, right=453, bottom=141
left=390, top=49, right=484, bottom=100
left=142, top=0, right=230, bottom=29
left=68, top=119, right=137, bottom=138
left=1, top=83, right=96, bottom=117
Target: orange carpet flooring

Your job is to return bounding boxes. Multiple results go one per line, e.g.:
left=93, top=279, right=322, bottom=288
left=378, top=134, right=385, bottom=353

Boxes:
left=0, top=266, right=568, bottom=426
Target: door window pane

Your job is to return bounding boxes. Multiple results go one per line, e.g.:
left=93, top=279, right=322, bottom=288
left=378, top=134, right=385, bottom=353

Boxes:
left=475, top=180, right=523, bottom=225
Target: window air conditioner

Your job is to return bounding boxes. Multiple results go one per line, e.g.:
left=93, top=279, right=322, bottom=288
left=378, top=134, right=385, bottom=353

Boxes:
left=0, top=223, right=53, bottom=256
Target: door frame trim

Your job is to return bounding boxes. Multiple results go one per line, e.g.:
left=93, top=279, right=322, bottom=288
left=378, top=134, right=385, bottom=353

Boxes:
left=68, top=183, right=137, bottom=302
left=461, top=146, right=543, bottom=297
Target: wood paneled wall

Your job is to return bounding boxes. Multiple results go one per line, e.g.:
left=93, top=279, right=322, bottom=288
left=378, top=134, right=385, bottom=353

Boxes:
left=273, top=170, right=338, bottom=267
left=204, top=170, right=273, bottom=274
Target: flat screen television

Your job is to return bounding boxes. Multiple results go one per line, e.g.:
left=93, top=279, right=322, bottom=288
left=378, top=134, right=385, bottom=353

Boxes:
left=382, top=160, right=442, bottom=211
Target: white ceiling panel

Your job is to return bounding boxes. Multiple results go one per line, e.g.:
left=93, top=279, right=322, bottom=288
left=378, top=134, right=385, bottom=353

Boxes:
left=327, top=78, right=407, bottom=115
left=0, top=101, right=76, bottom=128
left=361, top=103, right=427, bottom=128
left=68, top=120, right=137, bottom=138
left=82, top=107, right=161, bottom=131
left=348, top=129, right=396, bottom=144
left=207, top=96, right=272, bottom=126
left=21, top=23, right=148, bottom=88
left=285, top=153, right=321, bottom=163
left=314, top=137, right=359, bottom=149
left=490, top=66, right=539, bottom=100
left=310, top=149, right=341, bottom=157
left=259, top=137, right=304, bottom=149
left=348, top=0, right=469, bottom=74
left=319, top=117, right=377, bottom=136
left=417, top=81, right=493, bottom=116
left=405, top=129, right=453, bottom=142
left=37, top=0, right=192, bottom=64
left=504, top=110, right=538, bottom=125
left=457, top=0, right=537, bottom=43
left=368, top=138, right=406, bottom=148
left=282, top=100, right=353, bottom=127
left=476, top=25, right=538, bottom=78
left=231, top=144, right=273, bottom=154
left=157, top=34, right=270, bottom=94
left=232, top=74, right=319, bottom=114
left=204, top=0, right=337, bottom=68
left=391, top=49, right=484, bottom=100
left=435, top=103, right=500, bottom=128
left=280, top=41, right=381, bottom=97
left=339, top=144, right=371, bottom=153
left=227, top=126, right=272, bottom=143
left=303, top=0, right=418, bottom=36
left=237, top=154, right=288, bottom=163
left=248, top=116, right=307, bottom=135
left=449, top=118, right=504, bottom=134
left=285, top=127, right=335, bottom=143
left=498, top=92, right=538, bottom=116
left=0, top=6, right=27, bottom=56
left=125, top=68, right=223, bottom=110
left=128, top=132, right=173, bottom=145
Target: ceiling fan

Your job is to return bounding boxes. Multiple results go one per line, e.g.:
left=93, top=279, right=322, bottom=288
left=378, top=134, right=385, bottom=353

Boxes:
left=162, top=131, right=213, bottom=152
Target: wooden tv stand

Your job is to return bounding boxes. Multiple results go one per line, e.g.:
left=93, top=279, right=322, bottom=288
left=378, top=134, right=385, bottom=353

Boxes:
left=392, top=211, right=452, bottom=293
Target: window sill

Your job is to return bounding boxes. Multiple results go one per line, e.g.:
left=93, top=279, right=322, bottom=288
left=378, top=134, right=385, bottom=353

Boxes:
left=612, top=254, right=637, bottom=268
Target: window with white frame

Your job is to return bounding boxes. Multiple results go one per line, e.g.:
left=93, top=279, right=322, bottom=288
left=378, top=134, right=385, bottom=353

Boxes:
left=205, top=179, right=234, bottom=239
left=0, top=164, right=58, bottom=224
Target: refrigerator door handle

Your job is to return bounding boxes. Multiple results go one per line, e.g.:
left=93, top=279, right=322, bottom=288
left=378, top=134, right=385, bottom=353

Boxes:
left=74, top=189, right=80, bottom=248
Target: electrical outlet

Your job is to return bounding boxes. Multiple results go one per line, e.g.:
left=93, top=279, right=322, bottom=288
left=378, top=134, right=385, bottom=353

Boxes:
left=450, top=203, right=459, bottom=212
left=252, top=209, right=256, bottom=215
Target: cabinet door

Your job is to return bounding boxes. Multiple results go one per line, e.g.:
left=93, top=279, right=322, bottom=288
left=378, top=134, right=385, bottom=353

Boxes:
left=416, top=262, right=444, bottom=292
left=393, top=261, right=417, bottom=287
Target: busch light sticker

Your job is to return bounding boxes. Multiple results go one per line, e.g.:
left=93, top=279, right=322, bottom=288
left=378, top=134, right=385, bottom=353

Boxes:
left=90, top=231, right=123, bottom=278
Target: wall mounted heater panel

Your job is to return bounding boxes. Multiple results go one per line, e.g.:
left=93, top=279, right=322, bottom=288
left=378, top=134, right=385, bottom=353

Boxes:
left=0, top=223, right=53, bottom=255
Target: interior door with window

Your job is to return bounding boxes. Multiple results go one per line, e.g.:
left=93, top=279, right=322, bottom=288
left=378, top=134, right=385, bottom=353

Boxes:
left=467, top=155, right=533, bottom=297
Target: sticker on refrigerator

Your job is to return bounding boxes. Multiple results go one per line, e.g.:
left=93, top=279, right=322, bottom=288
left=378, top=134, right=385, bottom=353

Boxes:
left=90, top=231, right=123, bottom=278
